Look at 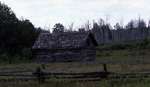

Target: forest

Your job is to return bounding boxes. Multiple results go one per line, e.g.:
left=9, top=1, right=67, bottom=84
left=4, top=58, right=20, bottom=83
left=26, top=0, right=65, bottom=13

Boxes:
left=0, top=2, right=41, bottom=63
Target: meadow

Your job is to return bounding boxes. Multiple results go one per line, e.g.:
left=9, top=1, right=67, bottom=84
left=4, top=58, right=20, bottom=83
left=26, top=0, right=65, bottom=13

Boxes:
left=0, top=43, right=150, bottom=87
left=0, top=62, right=150, bottom=87
left=1, top=78, right=150, bottom=87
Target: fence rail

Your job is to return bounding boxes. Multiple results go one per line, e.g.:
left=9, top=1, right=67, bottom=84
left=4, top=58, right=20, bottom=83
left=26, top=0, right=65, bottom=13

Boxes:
left=0, top=64, right=150, bottom=82
left=0, top=71, right=150, bottom=82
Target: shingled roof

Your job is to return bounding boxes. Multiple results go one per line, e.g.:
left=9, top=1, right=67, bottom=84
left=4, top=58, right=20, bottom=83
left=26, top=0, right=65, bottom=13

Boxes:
left=32, top=31, right=97, bottom=49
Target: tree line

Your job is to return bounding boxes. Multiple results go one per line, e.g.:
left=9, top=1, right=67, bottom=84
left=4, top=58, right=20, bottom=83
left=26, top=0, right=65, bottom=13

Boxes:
left=52, top=18, right=150, bottom=45
left=0, top=2, right=41, bottom=63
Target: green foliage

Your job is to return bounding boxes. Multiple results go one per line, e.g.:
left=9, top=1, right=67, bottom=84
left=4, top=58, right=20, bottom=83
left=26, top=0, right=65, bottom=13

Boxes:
left=52, top=23, right=64, bottom=33
left=0, top=2, right=41, bottom=64
left=138, top=38, right=150, bottom=49
left=0, top=2, right=18, bottom=24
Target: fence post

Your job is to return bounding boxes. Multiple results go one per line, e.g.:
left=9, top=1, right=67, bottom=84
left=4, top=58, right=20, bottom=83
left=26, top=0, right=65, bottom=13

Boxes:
left=103, top=64, right=107, bottom=72
left=41, top=64, right=46, bottom=69
left=33, top=67, right=45, bottom=84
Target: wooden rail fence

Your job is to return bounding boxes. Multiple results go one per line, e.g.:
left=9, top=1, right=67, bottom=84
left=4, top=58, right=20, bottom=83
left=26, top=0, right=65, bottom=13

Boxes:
left=0, top=65, right=150, bottom=83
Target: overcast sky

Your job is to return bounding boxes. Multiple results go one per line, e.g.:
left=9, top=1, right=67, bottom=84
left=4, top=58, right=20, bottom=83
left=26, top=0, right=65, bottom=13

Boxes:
left=0, top=0, right=150, bottom=29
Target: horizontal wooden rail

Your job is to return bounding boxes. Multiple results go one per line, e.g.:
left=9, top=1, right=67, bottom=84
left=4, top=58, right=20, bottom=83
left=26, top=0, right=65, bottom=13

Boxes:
left=0, top=69, right=150, bottom=83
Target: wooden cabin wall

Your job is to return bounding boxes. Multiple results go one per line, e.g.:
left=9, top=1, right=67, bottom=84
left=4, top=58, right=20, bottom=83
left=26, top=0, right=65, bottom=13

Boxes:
left=32, top=48, right=96, bottom=63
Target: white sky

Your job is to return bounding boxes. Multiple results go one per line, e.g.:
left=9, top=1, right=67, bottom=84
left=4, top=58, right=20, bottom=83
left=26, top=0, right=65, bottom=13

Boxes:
left=1, top=0, right=150, bottom=29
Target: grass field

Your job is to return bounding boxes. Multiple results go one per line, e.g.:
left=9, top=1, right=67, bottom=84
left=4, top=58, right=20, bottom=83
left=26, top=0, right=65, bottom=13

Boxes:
left=96, top=48, right=150, bottom=63
left=1, top=78, right=150, bottom=87
left=0, top=47, right=150, bottom=87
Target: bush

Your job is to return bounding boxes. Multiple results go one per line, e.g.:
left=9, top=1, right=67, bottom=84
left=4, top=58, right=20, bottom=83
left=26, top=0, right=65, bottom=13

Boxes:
left=138, top=39, right=150, bottom=49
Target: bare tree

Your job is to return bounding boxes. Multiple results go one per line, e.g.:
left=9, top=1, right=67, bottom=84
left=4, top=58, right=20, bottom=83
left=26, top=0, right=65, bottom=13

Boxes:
left=98, top=18, right=105, bottom=27
left=68, top=22, right=74, bottom=32
left=148, top=20, right=150, bottom=28
left=85, top=20, right=91, bottom=31
left=114, top=22, right=123, bottom=30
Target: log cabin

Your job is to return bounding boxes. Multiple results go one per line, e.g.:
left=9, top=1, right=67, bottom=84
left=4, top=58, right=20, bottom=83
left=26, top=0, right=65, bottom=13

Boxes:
left=32, top=31, right=98, bottom=63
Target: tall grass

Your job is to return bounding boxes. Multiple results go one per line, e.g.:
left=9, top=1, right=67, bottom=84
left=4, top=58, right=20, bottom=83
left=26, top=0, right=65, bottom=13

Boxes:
left=0, top=78, right=150, bottom=87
